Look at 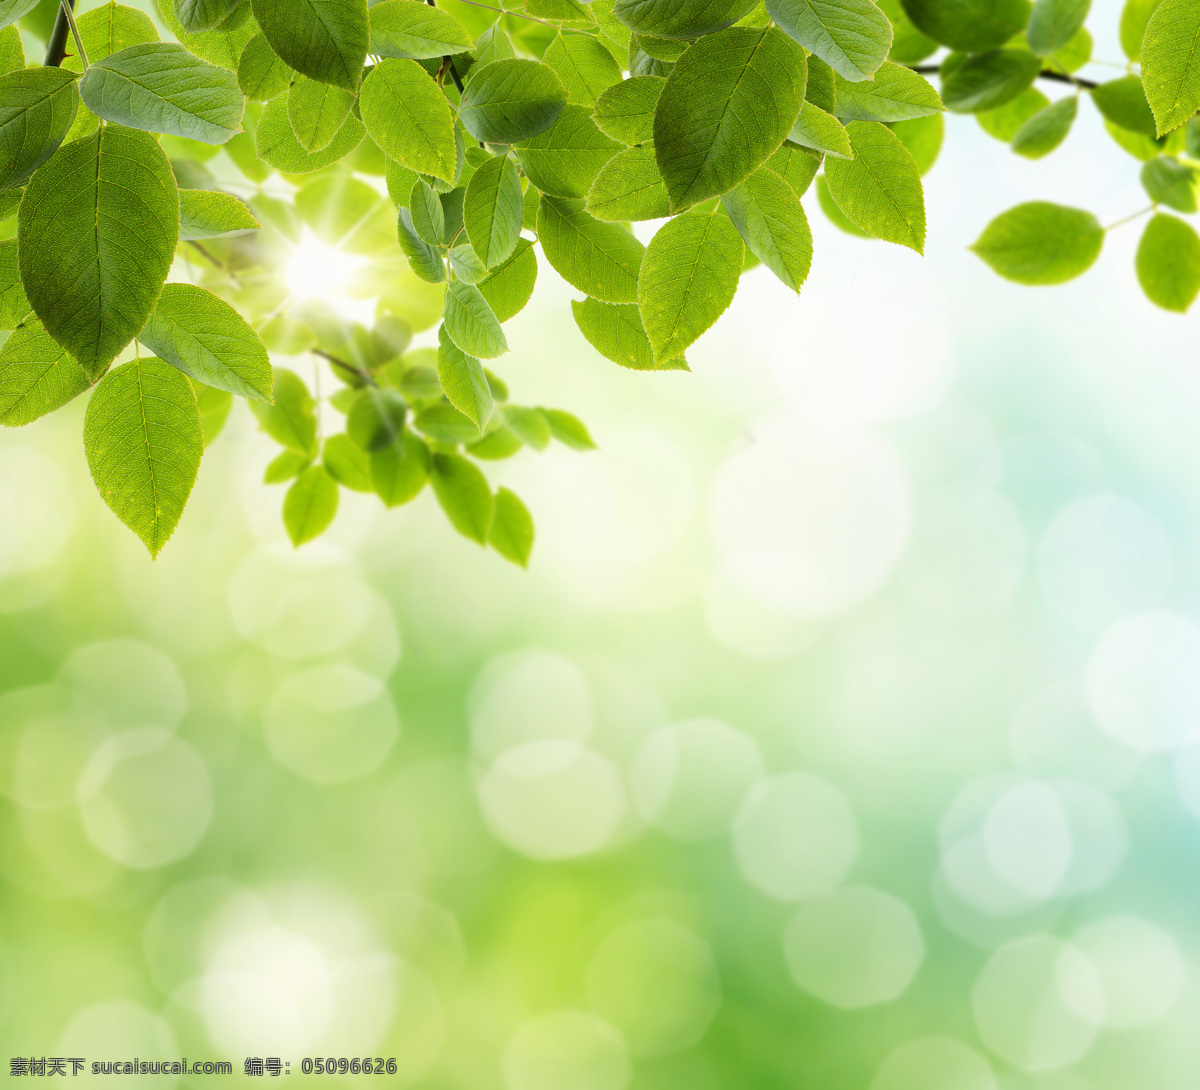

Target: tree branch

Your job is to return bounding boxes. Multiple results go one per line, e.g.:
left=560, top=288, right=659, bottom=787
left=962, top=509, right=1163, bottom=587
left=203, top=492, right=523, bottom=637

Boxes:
left=42, top=0, right=76, bottom=67
left=312, top=347, right=377, bottom=387
left=910, top=63, right=1098, bottom=90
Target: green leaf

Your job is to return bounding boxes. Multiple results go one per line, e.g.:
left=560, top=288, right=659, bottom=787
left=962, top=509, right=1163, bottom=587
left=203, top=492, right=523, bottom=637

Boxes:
left=515, top=104, right=622, bottom=200
left=369, top=0, right=472, bottom=59
left=971, top=200, right=1103, bottom=284
left=154, top=0, right=258, bottom=71
left=323, top=431, right=373, bottom=491
left=464, top=154, right=523, bottom=269
left=878, top=0, right=937, bottom=63
left=823, top=120, right=924, bottom=251
left=0, top=317, right=90, bottom=427
left=542, top=407, right=596, bottom=448
left=612, top=0, right=757, bottom=40
left=1136, top=212, right=1200, bottom=312
left=721, top=167, right=812, bottom=292
left=0, top=0, right=38, bottom=30
left=1011, top=94, right=1076, bottom=157
left=287, top=74, right=354, bottom=152
left=571, top=296, right=687, bottom=370
left=65, top=3, right=160, bottom=73
left=1140, top=0, right=1200, bottom=135
left=83, top=355, right=203, bottom=556
left=815, top=172, right=869, bottom=235
left=489, top=486, right=534, bottom=565
left=179, top=188, right=261, bottom=239
left=1141, top=154, right=1199, bottom=211
left=193, top=379, right=231, bottom=447
left=347, top=386, right=408, bottom=451
left=176, top=0, right=239, bottom=32
left=444, top=280, right=508, bottom=359
left=833, top=61, right=943, bottom=121
left=478, top=237, right=538, bottom=321
left=587, top=143, right=670, bottom=220
left=889, top=113, right=944, bottom=172
left=283, top=464, right=339, bottom=545
left=431, top=451, right=493, bottom=544
left=238, top=32, right=292, bottom=100
left=654, top=27, right=807, bottom=212
left=545, top=30, right=622, bottom=106
left=538, top=196, right=645, bottom=303
left=468, top=425, right=522, bottom=459
left=638, top=209, right=742, bottom=362
left=471, top=22, right=517, bottom=69
left=264, top=448, right=311, bottom=483
left=592, top=73, right=663, bottom=144
left=437, top=325, right=493, bottom=431
left=941, top=48, right=1041, bottom=113
left=0, top=236, right=27, bottom=329
left=136, top=283, right=272, bottom=401
left=18, top=126, right=177, bottom=379
left=0, top=67, right=80, bottom=192
left=900, top=0, right=1031, bottom=52
left=78, top=42, right=243, bottom=144
left=409, top=179, right=446, bottom=246
left=765, top=0, right=892, bottom=82
left=764, top=140, right=823, bottom=193
left=504, top=405, right=550, bottom=449
left=0, top=24, right=23, bottom=73
left=255, top=93, right=365, bottom=171
left=249, top=0, right=367, bottom=92
left=459, top=59, right=568, bottom=145
left=371, top=431, right=430, bottom=506
left=249, top=367, right=317, bottom=455
left=788, top=101, right=853, bottom=157
left=1090, top=75, right=1158, bottom=136
left=1027, top=0, right=1089, bottom=55
left=398, top=207, right=446, bottom=282
left=414, top=401, right=478, bottom=442
left=360, top=58, right=457, bottom=181
left=977, top=85, right=1049, bottom=139
left=1119, top=0, right=1162, bottom=60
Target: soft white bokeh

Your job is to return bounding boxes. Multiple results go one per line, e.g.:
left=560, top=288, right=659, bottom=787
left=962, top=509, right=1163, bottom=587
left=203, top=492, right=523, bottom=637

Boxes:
left=476, top=740, right=625, bottom=859
left=630, top=718, right=764, bottom=840
left=733, top=771, right=858, bottom=901
left=1085, top=611, right=1200, bottom=753
left=0, top=445, right=75, bottom=581
left=503, top=1011, right=630, bottom=1090
left=783, top=886, right=925, bottom=1008
left=710, top=414, right=909, bottom=617
left=59, top=639, right=187, bottom=731
left=870, top=1035, right=997, bottom=1090
left=972, top=936, right=1104, bottom=1072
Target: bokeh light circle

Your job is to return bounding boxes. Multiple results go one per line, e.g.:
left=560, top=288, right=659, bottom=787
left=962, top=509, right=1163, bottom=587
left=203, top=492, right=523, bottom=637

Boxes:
left=503, top=1011, right=630, bottom=1090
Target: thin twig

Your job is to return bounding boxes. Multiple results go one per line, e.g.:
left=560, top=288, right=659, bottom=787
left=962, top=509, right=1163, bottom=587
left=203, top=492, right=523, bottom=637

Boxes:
left=447, top=0, right=576, bottom=30
left=312, top=347, right=378, bottom=386
left=42, top=0, right=75, bottom=66
left=1105, top=204, right=1155, bottom=231
left=909, top=63, right=1099, bottom=90
left=186, top=240, right=241, bottom=286
left=60, top=0, right=88, bottom=69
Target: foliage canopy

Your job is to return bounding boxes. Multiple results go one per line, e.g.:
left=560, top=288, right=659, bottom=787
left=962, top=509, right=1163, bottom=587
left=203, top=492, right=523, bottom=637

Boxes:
left=1, top=0, right=1198, bottom=559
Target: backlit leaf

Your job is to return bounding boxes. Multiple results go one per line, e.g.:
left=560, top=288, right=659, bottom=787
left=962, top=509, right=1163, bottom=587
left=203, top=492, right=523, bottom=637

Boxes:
left=971, top=200, right=1103, bottom=284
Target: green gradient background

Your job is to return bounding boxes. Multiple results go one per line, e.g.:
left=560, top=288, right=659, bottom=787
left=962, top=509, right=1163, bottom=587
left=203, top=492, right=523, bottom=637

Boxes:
left=5, top=3, right=1200, bottom=1083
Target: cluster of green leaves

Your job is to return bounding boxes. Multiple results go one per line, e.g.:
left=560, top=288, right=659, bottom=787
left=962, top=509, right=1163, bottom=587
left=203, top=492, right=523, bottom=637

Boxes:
left=880, top=0, right=1200, bottom=311
left=0, top=0, right=1197, bottom=559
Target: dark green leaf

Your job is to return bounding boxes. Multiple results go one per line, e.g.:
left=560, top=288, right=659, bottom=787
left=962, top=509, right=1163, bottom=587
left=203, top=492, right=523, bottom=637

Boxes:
left=538, top=196, right=645, bottom=303
left=900, top=0, right=1031, bottom=52
left=612, top=0, right=757, bottom=40
left=18, top=125, right=177, bottom=379
left=0, top=67, right=80, bottom=191
left=1027, top=0, right=1090, bottom=55
left=765, top=0, right=892, bottom=81
left=249, top=0, right=368, bottom=92
left=654, top=26, right=807, bottom=212
left=459, top=59, right=567, bottom=145
left=176, top=0, right=239, bottom=33
left=1011, top=94, right=1076, bottom=157
left=941, top=48, right=1041, bottom=113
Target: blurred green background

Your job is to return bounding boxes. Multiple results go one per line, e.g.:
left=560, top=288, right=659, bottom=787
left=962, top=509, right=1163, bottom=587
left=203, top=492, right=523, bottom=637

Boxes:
left=5, top=0, right=1200, bottom=1086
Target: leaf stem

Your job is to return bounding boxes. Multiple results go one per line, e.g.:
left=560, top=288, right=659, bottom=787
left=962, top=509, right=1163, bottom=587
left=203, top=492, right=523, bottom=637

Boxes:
left=445, top=0, right=574, bottom=30
left=312, top=347, right=378, bottom=387
left=1105, top=204, right=1155, bottom=231
left=909, top=62, right=1098, bottom=91
left=61, top=0, right=89, bottom=69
